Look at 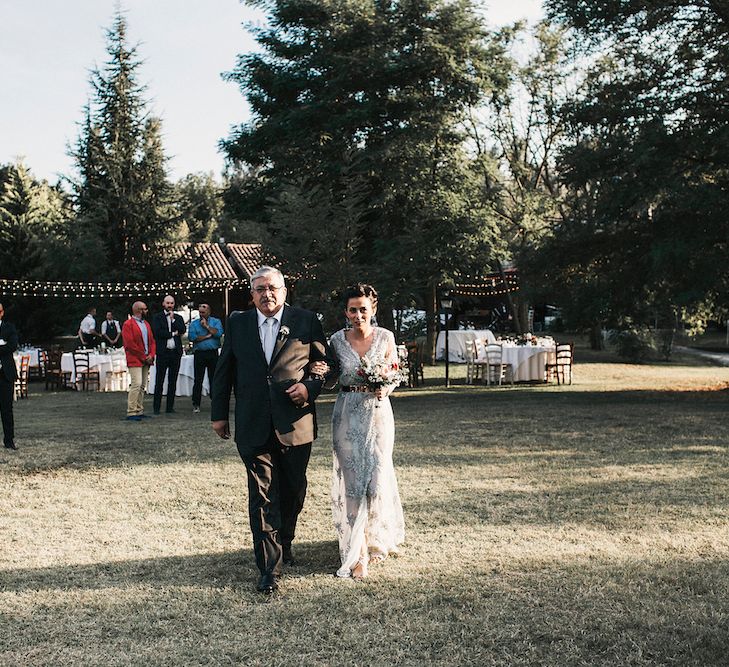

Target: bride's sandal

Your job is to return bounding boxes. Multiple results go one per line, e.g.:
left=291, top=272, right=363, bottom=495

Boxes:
left=352, top=558, right=369, bottom=581
left=369, top=553, right=386, bottom=566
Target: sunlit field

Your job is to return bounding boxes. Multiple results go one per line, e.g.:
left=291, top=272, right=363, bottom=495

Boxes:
left=2, top=349, right=729, bottom=665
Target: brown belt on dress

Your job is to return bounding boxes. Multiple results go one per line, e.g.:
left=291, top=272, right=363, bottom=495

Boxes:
left=340, top=385, right=373, bottom=393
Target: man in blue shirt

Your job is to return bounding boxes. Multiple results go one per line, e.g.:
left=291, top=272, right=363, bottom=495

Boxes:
left=188, top=302, right=223, bottom=413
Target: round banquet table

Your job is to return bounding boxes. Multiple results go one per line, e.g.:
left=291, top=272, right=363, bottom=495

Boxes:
left=491, top=343, right=556, bottom=382
left=61, top=350, right=129, bottom=391
left=436, top=329, right=497, bottom=362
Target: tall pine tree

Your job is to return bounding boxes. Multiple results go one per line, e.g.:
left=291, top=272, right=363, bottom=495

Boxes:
left=70, top=11, right=176, bottom=281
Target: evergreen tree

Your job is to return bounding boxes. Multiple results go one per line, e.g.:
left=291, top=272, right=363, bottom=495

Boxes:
left=0, top=161, right=71, bottom=339
left=70, top=11, right=177, bottom=281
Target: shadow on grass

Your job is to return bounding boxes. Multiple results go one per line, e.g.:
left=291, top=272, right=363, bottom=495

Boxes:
left=2, top=551, right=728, bottom=666
left=0, top=540, right=342, bottom=596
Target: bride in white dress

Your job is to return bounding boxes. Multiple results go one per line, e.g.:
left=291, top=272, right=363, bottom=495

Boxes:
left=328, top=284, right=405, bottom=579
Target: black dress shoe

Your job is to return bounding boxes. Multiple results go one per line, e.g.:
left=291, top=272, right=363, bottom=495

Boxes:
left=4, top=442, right=17, bottom=450
left=282, top=545, right=296, bottom=565
left=256, top=573, right=278, bottom=594
left=166, top=409, right=176, bottom=414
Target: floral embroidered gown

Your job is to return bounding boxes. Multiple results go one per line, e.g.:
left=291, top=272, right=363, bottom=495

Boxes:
left=330, top=326, right=405, bottom=577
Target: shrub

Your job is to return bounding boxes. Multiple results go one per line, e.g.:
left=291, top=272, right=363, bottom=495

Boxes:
left=609, top=328, right=656, bottom=362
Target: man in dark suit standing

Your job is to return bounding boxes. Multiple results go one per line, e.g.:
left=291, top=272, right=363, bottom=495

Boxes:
left=151, top=295, right=186, bottom=415
left=211, top=266, right=332, bottom=594
left=0, top=302, right=19, bottom=450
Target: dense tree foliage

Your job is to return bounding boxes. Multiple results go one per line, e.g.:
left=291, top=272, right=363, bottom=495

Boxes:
left=540, top=0, right=729, bottom=336
left=0, top=162, right=72, bottom=338
left=222, top=0, right=511, bottom=348
left=69, top=11, right=178, bottom=281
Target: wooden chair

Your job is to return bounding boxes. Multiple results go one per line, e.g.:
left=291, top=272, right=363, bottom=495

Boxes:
left=405, top=341, right=425, bottom=388
left=464, top=340, right=484, bottom=384
left=29, top=349, right=46, bottom=380
left=483, top=343, right=511, bottom=386
left=14, top=354, right=31, bottom=399
left=73, top=350, right=100, bottom=391
left=105, top=353, right=128, bottom=392
left=45, top=347, right=72, bottom=391
left=545, top=342, right=574, bottom=385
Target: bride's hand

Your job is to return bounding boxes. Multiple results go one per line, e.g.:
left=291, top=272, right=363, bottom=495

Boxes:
left=310, top=361, right=329, bottom=377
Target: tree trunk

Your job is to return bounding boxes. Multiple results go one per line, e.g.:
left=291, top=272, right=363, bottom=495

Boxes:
left=589, top=323, right=604, bottom=350
left=377, top=299, right=395, bottom=332
left=424, top=281, right=438, bottom=364
left=497, top=259, right=521, bottom=333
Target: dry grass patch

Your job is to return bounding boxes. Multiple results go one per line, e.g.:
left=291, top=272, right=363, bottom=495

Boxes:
left=2, top=353, right=729, bottom=665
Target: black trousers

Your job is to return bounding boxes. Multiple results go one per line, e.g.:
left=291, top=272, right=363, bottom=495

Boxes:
left=192, top=349, right=218, bottom=407
left=153, top=351, right=181, bottom=413
left=242, top=431, right=312, bottom=576
left=0, top=376, right=14, bottom=446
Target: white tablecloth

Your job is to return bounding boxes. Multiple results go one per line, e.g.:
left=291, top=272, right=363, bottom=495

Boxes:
left=15, top=347, right=41, bottom=368
left=485, top=344, right=556, bottom=382
left=61, top=350, right=129, bottom=391
left=436, top=330, right=497, bottom=362
left=147, top=354, right=210, bottom=397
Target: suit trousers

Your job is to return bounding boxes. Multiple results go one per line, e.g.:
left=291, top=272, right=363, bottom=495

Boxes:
left=153, top=351, right=181, bottom=413
left=0, top=375, right=14, bottom=446
left=192, top=349, right=218, bottom=407
left=242, top=431, right=312, bottom=576
left=127, top=365, right=149, bottom=416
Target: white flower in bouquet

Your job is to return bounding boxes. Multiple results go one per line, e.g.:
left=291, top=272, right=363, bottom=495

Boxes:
left=355, top=352, right=408, bottom=400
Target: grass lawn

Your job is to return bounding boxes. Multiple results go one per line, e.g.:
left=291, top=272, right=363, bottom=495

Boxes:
left=2, top=348, right=729, bottom=666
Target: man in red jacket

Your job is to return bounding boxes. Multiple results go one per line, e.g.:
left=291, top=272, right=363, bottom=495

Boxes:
left=121, top=301, right=156, bottom=421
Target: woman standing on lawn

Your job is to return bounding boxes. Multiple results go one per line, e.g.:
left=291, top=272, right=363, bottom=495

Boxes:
left=326, top=284, right=405, bottom=580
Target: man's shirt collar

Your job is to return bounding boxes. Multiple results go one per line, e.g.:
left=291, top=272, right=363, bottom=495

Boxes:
left=256, top=306, right=284, bottom=327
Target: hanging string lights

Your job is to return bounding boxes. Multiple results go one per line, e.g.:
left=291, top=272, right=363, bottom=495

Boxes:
left=0, top=278, right=244, bottom=298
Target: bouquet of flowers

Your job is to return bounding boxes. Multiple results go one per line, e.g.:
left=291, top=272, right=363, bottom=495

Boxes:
left=356, top=350, right=409, bottom=402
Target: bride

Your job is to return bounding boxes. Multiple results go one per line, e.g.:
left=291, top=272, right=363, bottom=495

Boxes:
left=327, top=283, right=405, bottom=579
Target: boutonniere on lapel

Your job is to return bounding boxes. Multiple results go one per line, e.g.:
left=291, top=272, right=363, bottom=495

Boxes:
left=278, top=325, right=290, bottom=341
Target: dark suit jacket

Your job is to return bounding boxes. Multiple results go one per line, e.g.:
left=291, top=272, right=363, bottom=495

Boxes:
left=152, top=311, right=186, bottom=356
left=211, top=305, right=332, bottom=453
left=0, top=320, right=19, bottom=382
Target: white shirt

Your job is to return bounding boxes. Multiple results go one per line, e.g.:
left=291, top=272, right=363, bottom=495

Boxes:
left=101, top=319, right=121, bottom=336
left=80, top=314, right=97, bottom=334
left=165, top=311, right=177, bottom=350
left=256, top=307, right=283, bottom=354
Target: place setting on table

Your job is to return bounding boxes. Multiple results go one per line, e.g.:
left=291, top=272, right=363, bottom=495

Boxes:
left=492, top=333, right=558, bottom=383
left=464, top=332, right=559, bottom=384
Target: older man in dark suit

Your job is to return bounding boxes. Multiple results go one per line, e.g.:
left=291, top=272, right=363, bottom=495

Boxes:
left=211, top=266, right=333, bottom=594
left=0, top=302, right=19, bottom=450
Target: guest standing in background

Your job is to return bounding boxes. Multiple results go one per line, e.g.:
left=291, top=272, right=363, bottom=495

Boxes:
left=78, top=307, right=99, bottom=348
left=121, top=301, right=156, bottom=422
left=151, top=295, right=186, bottom=415
left=188, top=302, right=223, bottom=414
left=0, top=302, right=18, bottom=450
left=101, top=311, right=122, bottom=348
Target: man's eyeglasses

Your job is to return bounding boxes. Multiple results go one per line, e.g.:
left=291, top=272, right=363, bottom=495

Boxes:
left=253, top=285, right=284, bottom=295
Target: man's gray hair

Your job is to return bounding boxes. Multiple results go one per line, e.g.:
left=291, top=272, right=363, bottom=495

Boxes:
left=250, top=266, right=286, bottom=288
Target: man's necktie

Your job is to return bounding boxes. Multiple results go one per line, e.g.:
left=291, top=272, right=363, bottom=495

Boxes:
left=263, top=318, right=274, bottom=363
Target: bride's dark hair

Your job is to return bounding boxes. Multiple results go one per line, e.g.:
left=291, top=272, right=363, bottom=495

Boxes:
left=342, top=283, right=378, bottom=307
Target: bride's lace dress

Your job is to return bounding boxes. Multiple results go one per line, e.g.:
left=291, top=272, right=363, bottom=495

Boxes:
left=330, top=327, right=405, bottom=577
